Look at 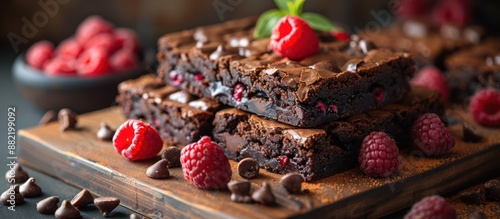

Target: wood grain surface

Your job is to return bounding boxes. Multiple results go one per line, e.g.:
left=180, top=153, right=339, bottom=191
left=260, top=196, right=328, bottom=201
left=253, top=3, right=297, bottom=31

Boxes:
left=17, top=107, right=500, bottom=218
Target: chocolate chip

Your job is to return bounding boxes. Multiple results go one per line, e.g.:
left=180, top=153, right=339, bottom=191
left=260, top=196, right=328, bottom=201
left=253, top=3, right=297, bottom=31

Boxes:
left=237, top=158, right=259, bottom=179
left=403, top=19, right=428, bottom=38
left=1, top=185, right=24, bottom=205
left=146, top=159, right=170, bottom=179
left=469, top=211, right=487, bottom=219
left=97, top=122, right=115, bottom=141
left=227, top=180, right=252, bottom=203
left=39, top=110, right=57, bottom=125
left=19, top=177, right=42, bottom=197
left=168, top=91, right=195, bottom=104
left=440, top=23, right=461, bottom=40
left=358, top=40, right=375, bottom=54
left=58, top=108, right=78, bottom=131
left=55, top=200, right=80, bottom=219
left=94, top=196, right=120, bottom=217
left=130, top=213, right=142, bottom=219
left=161, top=146, right=181, bottom=168
left=5, top=163, right=29, bottom=183
left=70, top=189, right=94, bottom=209
left=279, top=173, right=304, bottom=194
left=36, top=196, right=59, bottom=214
left=251, top=182, right=275, bottom=205
left=485, top=179, right=500, bottom=201
left=463, top=26, right=483, bottom=44
left=209, top=45, right=226, bottom=60
left=463, top=122, right=483, bottom=142
left=459, top=189, right=482, bottom=205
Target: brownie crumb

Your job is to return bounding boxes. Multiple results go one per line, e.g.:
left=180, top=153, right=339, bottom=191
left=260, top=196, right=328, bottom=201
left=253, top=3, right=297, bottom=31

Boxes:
left=459, top=189, right=483, bottom=205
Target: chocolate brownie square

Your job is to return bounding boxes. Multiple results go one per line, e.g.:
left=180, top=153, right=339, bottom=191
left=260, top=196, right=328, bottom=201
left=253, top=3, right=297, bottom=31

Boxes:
left=117, top=74, right=222, bottom=146
left=360, top=19, right=483, bottom=69
left=157, top=17, right=415, bottom=127
left=213, top=86, right=443, bottom=181
left=445, top=38, right=500, bottom=104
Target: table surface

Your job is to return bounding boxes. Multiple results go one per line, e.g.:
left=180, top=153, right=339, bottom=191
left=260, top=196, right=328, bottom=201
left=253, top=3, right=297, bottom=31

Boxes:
left=0, top=53, right=135, bottom=218
left=1, top=52, right=498, bottom=219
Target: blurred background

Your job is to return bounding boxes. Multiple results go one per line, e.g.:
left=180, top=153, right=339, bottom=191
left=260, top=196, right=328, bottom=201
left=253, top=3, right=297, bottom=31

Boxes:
left=1, top=0, right=499, bottom=54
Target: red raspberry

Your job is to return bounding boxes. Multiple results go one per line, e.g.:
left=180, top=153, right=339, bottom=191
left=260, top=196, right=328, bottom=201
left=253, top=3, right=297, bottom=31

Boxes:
left=411, top=113, right=455, bottom=156
left=469, top=88, right=500, bottom=126
left=270, top=16, right=319, bottom=61
left=110, top=48, right=138, bottom=72
left=112, top=119, right=163, bottom=161
left=233, top=83, right=245, bottom=102
left=432, top=0, right=472, bottom=27
left=410, top=66, right=449, bottom=102
left=26, top=41, right=54, bottom=70
left=84, top=33, right=119, bottom=55
left=56, top=38, right=83, bottom=59
left=332, top=30, right=350, bottom=41
left=396, top=0, right=430, bottom=18
left=44, top=57, right=77, bottom=76
left=358, top=132, right=400, bottom=177
left=180, top=136, right=232, bottom=189
left=76, top=15, right=114, bottom=45
left=404, top=195, right=456, bottom=219
left=77, top=47, right=112, bottom=76
left=114, top=28, right=140, bottom=52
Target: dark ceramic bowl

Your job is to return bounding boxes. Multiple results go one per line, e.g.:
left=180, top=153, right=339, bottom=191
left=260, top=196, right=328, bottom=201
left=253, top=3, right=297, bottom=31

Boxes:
left=13, top=54, right=146, bottom=113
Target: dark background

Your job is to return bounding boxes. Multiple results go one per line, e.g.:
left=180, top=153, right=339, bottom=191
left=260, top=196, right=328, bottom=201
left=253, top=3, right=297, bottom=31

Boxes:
left=0, top=0, right=499, bottom=218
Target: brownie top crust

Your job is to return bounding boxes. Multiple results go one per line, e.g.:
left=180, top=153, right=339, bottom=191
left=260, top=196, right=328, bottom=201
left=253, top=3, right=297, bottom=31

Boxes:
left=158, top=17, right=415, bottom=105
left=446, top=38, right=500, bottom=72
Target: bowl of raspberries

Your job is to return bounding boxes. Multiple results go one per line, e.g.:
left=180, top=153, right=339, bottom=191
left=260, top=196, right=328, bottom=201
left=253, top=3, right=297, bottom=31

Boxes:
left=13, top=15, right=145, bottom=113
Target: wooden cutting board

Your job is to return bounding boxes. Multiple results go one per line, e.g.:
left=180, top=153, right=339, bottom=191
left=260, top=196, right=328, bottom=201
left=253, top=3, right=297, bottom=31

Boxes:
left=18, top=107, right=500, bottom=218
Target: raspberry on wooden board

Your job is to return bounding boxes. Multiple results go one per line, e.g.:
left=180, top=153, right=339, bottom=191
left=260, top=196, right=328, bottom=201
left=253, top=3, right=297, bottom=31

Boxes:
left=180, top=136, right=232, bottom=189
left=112, top=119, right=163, bottom=161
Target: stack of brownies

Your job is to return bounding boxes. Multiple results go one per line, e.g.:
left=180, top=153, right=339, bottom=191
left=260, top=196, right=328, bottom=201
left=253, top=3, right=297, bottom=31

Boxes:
left=116, top=17, right=444, bottom=181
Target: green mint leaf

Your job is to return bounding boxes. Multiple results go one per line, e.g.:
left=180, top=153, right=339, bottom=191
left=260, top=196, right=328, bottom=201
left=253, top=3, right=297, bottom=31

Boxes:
left=273, top=0, right=291, bottom=13
left=301, top=12, right=337, bottom=31
left=273, top=0, right=305, bottom=16
left=254, top=9, right=287, bottom=39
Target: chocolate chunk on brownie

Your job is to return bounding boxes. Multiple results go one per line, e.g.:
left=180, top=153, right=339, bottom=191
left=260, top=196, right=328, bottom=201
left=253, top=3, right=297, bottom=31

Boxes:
left=117, top=74, right=222, bottom=146
left=213, top=86, right=443, bottom=181
left=361, top=19, right=483, bottom=68
left=157, top=17, right=415, bottom=127
left=445, top=38, right=500, bottom=104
